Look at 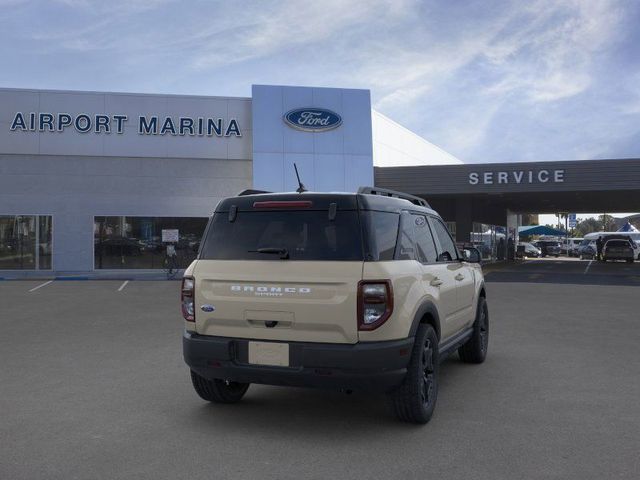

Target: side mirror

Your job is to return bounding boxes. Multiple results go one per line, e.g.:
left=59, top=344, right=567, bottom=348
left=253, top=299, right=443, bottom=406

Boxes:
left=463, top=248, right=481, bottom=264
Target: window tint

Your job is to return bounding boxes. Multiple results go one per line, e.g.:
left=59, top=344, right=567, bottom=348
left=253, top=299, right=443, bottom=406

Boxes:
left=363, top=211, right=399, bottom=261
left=430, top=218, right=458, bottom=262
left=413, top=215, right=438, bottom=263
left=606, top=240, right=631, bottom=247
left=396, top=213, right=417, bottom=261
left=201, top=210, right=363, bottom=261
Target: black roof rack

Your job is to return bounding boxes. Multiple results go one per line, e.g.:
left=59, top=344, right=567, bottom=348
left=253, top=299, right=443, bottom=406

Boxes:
left=358, top=186, right=431, bottom=208
left=237, top=189, right=271, bottom=196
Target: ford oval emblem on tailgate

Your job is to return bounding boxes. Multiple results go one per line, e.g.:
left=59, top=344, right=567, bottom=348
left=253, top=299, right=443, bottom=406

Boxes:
left=200, top=305, right=215, bottom=312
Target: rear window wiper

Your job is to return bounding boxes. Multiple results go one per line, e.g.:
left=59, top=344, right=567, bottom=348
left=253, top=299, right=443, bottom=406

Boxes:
left=248, top=247, right=290, bottom=259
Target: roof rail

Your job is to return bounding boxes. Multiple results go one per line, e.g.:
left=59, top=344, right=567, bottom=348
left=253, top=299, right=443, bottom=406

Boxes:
left=237, top=189, right=271, bottom=196
left=357, top=186, right=431, bottom=208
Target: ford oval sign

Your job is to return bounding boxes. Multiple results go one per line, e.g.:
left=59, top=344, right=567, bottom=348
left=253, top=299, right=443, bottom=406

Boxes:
left=283, top=108, right=342, bottom=132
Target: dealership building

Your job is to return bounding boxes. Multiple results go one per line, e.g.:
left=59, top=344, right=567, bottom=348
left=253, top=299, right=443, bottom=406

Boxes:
left=2, top=85, right=640, bottom=276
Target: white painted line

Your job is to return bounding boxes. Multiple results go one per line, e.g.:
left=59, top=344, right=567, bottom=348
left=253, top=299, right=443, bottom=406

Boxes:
left=29, top=280, right=53, bottom=292
left=117, top=280, right=129, bottom=292
left=584, top=260, right=593, bottom=275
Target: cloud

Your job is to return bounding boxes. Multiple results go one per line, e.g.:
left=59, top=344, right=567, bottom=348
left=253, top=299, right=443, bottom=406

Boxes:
left=481, top=0, right=624, bottom=103
left=0, top=0, right=637, bottom=163
left=190, top=0, right=415, bottom=70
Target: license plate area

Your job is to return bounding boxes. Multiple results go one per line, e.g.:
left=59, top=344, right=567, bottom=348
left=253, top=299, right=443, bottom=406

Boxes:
left=248, top=341, right=290, bottom=367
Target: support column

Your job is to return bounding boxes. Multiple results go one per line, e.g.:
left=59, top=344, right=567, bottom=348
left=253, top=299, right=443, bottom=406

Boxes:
left=455, top=198, right=473, bottom=244
left=506, top=209, right=520, bottom=261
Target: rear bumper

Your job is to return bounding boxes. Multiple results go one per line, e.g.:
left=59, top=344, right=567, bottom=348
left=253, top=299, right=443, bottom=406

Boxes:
left=603, top=253, right=634, bottom=260
left=183, top=331, right=414, bottom=392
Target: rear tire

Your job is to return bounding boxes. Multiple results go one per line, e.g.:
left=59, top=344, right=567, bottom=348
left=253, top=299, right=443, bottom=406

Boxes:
left=387, top=324, right=439, bottom=424
left=190, top=370, right=249, bottom=404
left=459, top=297, right=489, bottom=364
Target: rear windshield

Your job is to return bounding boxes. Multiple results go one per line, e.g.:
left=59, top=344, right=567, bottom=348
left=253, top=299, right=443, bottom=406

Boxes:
left=200, top=210, right=364, bottom=261
left=606, top=240, right=631, bottom=247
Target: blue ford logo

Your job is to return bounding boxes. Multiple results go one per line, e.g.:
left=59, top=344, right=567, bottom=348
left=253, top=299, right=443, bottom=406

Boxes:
left=200, top=305, right=215, bottom=312
left=284, top=108, right=342, bottom=132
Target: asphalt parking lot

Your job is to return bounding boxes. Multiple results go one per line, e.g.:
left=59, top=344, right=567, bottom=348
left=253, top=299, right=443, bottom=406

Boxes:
left=1, top=260, right=640, bottom=480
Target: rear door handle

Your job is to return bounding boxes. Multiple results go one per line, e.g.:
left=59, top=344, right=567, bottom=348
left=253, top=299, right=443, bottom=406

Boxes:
left=455, top=274, right=465, bottom=281
left=430, top=278, right=443, bottom=287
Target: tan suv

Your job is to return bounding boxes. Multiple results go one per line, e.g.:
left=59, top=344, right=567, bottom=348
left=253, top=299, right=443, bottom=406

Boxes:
left=182, top=187, right=488, bottom=423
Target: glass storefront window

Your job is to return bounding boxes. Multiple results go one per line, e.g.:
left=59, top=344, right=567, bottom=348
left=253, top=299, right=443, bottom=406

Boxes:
left=94, top=216, right=208, bottom=269
left=0, top=215, right=53, bottom=270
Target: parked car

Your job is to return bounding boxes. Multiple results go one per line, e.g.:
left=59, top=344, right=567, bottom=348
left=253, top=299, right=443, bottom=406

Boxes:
left=561, top=238, right=583, bottom=257
left=569, top=238, right=584, bottom=257
left=578, top=240, right=597, bottom=259
left=602, top=239, right=635, bottom=263
left=517, top=242, right=541, bottom=258
left=533, top=240, right=561, bottom=257
left=583, top=231, right=640, bottom=260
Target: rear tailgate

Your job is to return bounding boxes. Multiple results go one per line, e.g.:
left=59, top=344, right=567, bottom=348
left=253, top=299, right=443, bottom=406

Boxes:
left=193, top=260, right=362, bottom=343
left=193, top=196, right=366, bottom=344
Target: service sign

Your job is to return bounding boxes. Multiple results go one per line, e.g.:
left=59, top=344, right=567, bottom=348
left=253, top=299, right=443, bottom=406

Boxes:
left=283, top=108, right=342, bottom=132
left=468, top=169, right=565, bottom=185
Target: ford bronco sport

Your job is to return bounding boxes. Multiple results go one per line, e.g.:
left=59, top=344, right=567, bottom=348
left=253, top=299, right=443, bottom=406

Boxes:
left=182, top=187, right=488, bottom=423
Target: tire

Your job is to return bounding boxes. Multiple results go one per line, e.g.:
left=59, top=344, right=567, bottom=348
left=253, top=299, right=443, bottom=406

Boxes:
left=627, top=259, right=633, bottom=264
left=190, top=370, right=249, bottom=404
left=458, top=297, right=489, bottom=364
left=387, top=324, right=439, bottom=424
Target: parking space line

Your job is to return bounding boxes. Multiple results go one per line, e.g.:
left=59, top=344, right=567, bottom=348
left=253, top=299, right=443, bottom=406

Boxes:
left=117, top=280, right=129, bottom=292
left=29, top=280, right=53, bottom=292
left=584, top=260, right=593, bottom=274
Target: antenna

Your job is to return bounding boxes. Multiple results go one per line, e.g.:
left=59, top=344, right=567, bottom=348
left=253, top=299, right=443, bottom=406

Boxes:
left=293, top=163, right=307, bottom=193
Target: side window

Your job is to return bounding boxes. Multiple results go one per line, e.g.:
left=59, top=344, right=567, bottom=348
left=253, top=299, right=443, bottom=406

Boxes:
left=430, top=218, right=458, bottom=262
left=413, top=215, right=438, bottom=263
left=365, top=211, right=400, bottom=261
left=396, top=212, right=416, bottom=260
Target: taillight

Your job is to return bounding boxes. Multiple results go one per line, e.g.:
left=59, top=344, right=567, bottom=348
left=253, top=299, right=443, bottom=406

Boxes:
left=181, top=276, right=195, bottom=322
left=358, top=280, right=393, bottom=331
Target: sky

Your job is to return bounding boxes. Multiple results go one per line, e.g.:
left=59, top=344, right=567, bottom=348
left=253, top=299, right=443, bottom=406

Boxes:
left=538, top=212, right=635, bottom=228
left=1, top=0, right=639, bottom=166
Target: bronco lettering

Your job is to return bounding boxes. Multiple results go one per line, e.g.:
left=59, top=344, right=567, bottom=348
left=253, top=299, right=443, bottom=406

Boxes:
left=230, top=285, right=312, bottom=294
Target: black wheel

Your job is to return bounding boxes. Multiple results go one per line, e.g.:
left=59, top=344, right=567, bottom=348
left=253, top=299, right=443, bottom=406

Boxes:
left=190, top=370, right=249, bottom=404
left=459, top=297, right=489, bottom=364
left=387, top=324, right=438, bottom=424
left=627, top=259, right=633, bottom=264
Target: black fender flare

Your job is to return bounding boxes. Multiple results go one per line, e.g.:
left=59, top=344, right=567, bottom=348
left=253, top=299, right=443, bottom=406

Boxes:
left=478, top=280, right=487, bottom=299
left=409, top=301, right=441, bottom=340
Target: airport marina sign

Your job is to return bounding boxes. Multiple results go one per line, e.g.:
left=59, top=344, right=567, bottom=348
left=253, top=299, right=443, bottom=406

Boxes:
left=469, top=169, right=565, bottom=185
left=9, top=112, right=242, bottom=137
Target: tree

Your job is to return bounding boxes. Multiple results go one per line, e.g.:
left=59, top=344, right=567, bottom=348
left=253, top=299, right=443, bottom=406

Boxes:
left=574, top=217, right=602, bottom=237
left=598, top=214, right=615, bottom=231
